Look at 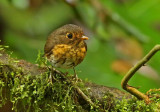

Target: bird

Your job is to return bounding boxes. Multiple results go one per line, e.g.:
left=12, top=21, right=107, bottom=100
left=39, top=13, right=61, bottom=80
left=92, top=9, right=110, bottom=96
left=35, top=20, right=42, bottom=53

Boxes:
left=44, top=24, right=88, bottom=79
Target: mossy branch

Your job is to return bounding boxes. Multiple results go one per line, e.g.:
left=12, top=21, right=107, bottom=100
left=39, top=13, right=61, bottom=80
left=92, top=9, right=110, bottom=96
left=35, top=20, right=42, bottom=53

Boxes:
left=0, top=48, right=160, bottom=111
left=0, top=50, right=131, bottom=111
left=121, top=45, right=160, bottom=103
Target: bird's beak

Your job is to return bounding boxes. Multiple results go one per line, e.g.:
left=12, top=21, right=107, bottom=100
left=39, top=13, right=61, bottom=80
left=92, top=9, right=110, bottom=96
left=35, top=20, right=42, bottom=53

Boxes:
left=81, top=36, right=89, bottom=40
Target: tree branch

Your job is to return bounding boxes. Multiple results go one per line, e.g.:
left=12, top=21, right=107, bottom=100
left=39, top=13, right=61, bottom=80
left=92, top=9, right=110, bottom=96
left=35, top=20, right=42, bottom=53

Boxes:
left=0, top=50, right=130, bottom=111
left=121, top=45, right=160, bottom=103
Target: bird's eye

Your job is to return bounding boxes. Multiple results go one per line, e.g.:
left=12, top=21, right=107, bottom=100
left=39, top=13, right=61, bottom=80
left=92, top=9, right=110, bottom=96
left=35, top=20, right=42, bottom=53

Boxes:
left=66, top=33, right=73, bottom=39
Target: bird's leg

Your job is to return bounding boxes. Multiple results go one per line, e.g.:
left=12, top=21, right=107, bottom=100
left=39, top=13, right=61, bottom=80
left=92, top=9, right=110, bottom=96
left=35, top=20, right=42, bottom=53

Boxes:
left=73, top=67, right=78, bottom=82
left=47, top=65, right=56, bottom=84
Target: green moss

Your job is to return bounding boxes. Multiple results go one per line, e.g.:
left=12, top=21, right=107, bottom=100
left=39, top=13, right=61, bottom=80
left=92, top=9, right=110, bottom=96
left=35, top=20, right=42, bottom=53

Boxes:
left=0, top=68, right=80, bottom=112
left=113, top=95, right=160, bottom=112
left=0, top=79, right=6, bottom=107
left=0, top=50, right=80, bottom=111
left=0, top=48, right=160, bottom=111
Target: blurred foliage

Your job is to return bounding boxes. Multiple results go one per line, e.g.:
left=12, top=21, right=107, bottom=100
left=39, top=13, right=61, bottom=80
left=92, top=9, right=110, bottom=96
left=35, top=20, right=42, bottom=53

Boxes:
left=0, top=0, right=160, bottom=94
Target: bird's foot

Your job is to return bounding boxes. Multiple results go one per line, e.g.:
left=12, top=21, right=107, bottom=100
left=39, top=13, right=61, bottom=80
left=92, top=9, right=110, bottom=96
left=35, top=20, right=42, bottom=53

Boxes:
left=73, top=73, right=82, bottom=83
left=47, top=66, right=56, bottom=84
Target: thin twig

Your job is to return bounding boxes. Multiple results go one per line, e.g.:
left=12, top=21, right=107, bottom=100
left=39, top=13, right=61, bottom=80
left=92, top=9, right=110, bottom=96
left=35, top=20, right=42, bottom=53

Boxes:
left=121, top=45, right=160, bottom=103
left=74, top=85, right=104, bottom=111
left=75, top=86, right=94, bottom=105
left=50, top=69, right=103, bottom=110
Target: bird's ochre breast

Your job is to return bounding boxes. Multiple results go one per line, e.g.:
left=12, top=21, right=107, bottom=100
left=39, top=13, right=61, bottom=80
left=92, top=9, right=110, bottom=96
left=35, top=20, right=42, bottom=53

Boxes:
left=47, top=44, right=87, bottom=68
